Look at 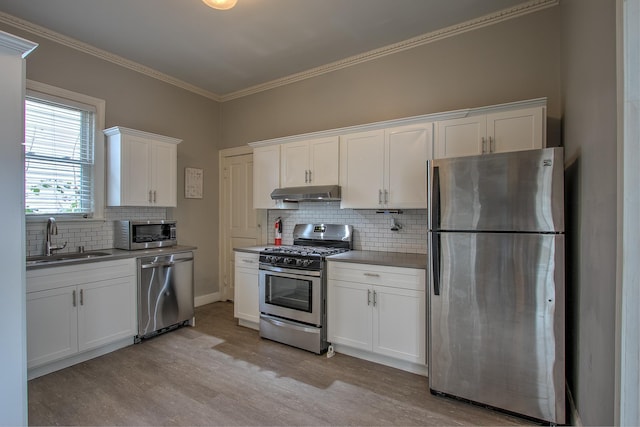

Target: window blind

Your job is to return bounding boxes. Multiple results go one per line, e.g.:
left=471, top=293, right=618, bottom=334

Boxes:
left=24, top=96, right=96, bottom=216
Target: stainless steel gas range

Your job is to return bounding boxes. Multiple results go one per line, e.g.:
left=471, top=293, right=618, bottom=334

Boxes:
left=258, top=224, right=353, bottom=354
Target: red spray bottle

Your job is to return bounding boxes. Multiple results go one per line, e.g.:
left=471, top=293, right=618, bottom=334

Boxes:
left=274, top=217, right=282, bottom=246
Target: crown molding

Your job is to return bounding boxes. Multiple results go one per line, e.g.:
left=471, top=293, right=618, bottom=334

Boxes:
left=0, top=29, right=37, bottom=57
left=0, top=0, right=557, bottom=103
left=0, top=11, right=222, bottom=101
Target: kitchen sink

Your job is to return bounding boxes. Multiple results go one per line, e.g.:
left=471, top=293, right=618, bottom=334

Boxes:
left=26, top=251, right=112, bottom=265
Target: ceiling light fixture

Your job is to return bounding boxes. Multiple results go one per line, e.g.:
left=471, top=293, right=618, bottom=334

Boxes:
left=202, top=0, right=238, bottom=10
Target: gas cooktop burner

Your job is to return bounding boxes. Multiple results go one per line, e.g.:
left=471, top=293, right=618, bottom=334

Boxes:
left=262, top=246, right=348, bottom=257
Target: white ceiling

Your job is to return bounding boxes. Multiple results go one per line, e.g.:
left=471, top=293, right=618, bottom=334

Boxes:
left=0, top=0, right=545, bottom=100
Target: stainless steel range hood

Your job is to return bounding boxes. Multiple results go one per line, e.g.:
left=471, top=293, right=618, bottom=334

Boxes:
left=270, top=185, right=341, bottom=202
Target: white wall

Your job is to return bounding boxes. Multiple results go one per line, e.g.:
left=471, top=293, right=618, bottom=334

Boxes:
left=560, top=0, right=618, bottom=425
left=0, top=30, right=37, bottom=427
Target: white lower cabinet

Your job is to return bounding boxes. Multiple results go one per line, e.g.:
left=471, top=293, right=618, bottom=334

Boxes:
left=234, top=251, right=260, bottom=329
left=327, top=261, right=426, bottom=374
left=26, top=259, right=136, bottom=376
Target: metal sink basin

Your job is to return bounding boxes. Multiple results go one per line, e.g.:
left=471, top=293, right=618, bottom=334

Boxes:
left=26, top=251, right=112, bottom=266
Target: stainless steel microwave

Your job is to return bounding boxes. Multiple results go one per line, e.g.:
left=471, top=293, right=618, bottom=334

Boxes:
left=114, top=220, right=177, bottom=250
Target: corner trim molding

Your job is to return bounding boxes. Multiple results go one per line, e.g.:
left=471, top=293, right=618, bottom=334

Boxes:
left=0, top=0, right=558, bottom=102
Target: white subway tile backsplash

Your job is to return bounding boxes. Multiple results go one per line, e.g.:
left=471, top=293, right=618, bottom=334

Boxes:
left=25, top=207, right=167, bottom=256
left=268, top=202, right=427, bottom=254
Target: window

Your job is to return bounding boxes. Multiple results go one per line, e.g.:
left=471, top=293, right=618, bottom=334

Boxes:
left=24, top=81, right=105, bottom=218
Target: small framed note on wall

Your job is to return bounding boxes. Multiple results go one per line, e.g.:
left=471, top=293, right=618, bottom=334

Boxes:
left=185, top=167, right=203, bottom=199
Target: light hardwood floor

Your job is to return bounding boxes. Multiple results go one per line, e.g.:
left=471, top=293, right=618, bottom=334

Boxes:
left=28, top=301, right=534, bottom=426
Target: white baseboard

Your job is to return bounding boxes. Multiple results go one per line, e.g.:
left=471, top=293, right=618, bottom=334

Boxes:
left=195, top=292, right=220, bottom=307
left=567, top=383, right=583, bottom=426
left=332, top=343, right=428, bottom=377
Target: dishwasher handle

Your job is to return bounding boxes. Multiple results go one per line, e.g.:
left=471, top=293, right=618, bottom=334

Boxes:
left=141, top=257, right=193, bottom=269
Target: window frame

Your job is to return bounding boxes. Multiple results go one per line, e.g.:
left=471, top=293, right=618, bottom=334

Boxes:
left=25, top=80, right=105, bottom=221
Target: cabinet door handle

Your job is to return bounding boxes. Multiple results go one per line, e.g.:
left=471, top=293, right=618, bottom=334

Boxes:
left=489, top=136, right=495, bottom=153
left=481, top=137, right=487, bottom=153
left=72, top=290, right=76, bottom=307
left=384, top=189, right=388, bottom=204
left=308, top=170, right=312, bottom=183
left=373, top=290, right=377, bottom=307
left=378, top=189, right=383, bottom=204
left=153, top=190, right=157, bottom=203
left=148, top=190, right=152, bottom=203
left=80, top=289, right=84, bottom=306
left=364, top=272, right=380, bottom=277
left=367, top=289, right=371, bottom=306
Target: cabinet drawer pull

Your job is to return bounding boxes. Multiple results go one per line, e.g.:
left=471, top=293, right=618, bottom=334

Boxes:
left=242, top=259, right=255, bottom=264
left=364, top=273, right=380, bottom=277
left=72, top=290, right=76, bottom=307
left=80, top=289, right=84, bottom=306
left=367, top=289, right=371, bottom=306
left=373, top=290, right=377, bottom=307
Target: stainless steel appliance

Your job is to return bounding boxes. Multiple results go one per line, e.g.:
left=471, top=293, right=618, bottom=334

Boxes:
left=259, top=224, right=353, bottom=354
left=114, top=220, right=177, bottom=250
left=136, top=251, right=194, bottom=341
left=427, top=147, right=565, bottom=424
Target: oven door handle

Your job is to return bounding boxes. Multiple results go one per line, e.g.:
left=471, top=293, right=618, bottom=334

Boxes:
left=260, top=314, right=321, bottom=334
left=259, top=264, right=321, bottom=278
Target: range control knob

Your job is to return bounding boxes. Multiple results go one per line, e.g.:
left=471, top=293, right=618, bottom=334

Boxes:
left=295, top=258, right=304, bottom=266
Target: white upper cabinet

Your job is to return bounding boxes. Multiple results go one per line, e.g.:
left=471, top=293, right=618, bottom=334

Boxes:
left=105, top=127, right=181, bottom=207
left=253, top=145, right=297, bottom=210
left=436, top=106, right=545, bottom=159
left=340, top=122, right=432, bottom=209
left=280, top=136, right=340, bottom=187
left=280, top=136, right=339, bottom=187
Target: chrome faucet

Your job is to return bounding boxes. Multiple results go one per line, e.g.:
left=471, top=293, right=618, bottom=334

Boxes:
left=45, top=217, right=67, bottom=256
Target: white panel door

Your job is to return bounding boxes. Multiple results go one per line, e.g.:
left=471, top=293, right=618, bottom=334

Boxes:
left=224, top=153, right=259, bottom=301
left=385, top=123, right=432, bottom=208
left=436, top=116, right=486, bottom=159
left=26, top=286, right=78, bottom=368
left=328, top=280, right=372, bottom=351
left=78, top=277, right=136, bottom=352
left=339, top=130, right=385, bottom=209
left=372, top=285, right=425, bottom=364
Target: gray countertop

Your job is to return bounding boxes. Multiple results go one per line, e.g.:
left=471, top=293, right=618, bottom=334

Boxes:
left=327, top=250, right=427, bottom=269
left=234, top=246, right=427, bottom=270
left=26, top=245, right=198, bottom=270
left=233, top=245, right=274, bottom=254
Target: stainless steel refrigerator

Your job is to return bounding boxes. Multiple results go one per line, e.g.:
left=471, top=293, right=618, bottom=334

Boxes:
left=427, top=147, right=565, bottom=424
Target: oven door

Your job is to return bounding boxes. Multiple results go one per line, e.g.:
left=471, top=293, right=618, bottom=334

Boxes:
left=259, top=265, right=322, bottom=326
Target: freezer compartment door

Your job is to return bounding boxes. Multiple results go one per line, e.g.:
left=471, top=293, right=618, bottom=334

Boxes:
left=429, top=148, right=564, bottom=232
left=428, top=232, right=565, bottom=424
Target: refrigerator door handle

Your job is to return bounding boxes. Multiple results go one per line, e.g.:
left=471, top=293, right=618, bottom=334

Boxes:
left=430, top=165, right=441, bottom=230
left=432, top=232, right=441, bottom=296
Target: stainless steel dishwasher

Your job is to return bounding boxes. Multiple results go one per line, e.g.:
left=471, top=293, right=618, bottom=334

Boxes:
left=136, top=251, right=194, bottom=341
